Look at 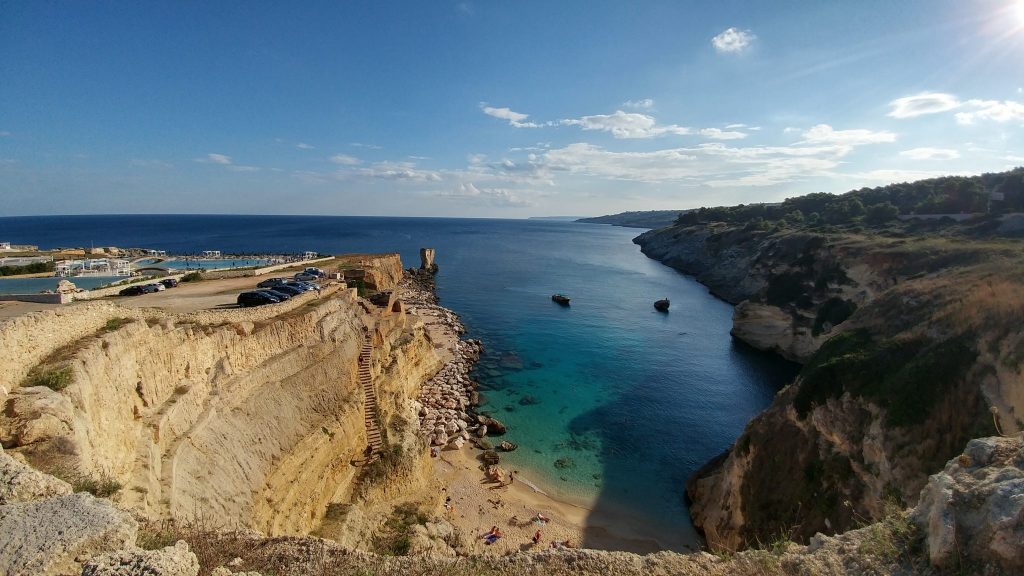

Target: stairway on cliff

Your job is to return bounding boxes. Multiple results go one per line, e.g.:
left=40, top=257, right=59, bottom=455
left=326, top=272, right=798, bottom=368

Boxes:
left=358, top=333, right=383, bottom=456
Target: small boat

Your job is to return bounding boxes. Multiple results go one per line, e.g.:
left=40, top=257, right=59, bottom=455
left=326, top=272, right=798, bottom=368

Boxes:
left=551, top=293, right=571, bottom=305
left=654, top=298, right=670, bottom=312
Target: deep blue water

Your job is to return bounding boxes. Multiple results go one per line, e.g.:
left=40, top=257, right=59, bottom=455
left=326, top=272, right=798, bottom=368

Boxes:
left=0, top=215, right=797, bottom=550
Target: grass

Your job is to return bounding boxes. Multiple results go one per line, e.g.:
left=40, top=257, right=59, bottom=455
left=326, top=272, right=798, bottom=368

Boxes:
left=23, top=366, right=74, bottom=391
left=373, top=502, right=429, bottom=556
left=73, top=475, right=123, bottom=497
left=856, top=500, right=921, bottom=564
left=102, top=316, right=133, bottom=332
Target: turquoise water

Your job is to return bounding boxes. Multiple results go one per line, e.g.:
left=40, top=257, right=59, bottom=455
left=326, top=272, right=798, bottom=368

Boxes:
left=0, top=215, right=798, bottom=550
left=0, top=276, right=123, bottom=294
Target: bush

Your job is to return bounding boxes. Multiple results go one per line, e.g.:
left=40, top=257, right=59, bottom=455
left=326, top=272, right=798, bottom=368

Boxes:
left=73, top=475, right=123, bottom=497
left=24, top=366, right=74, bottom=391
left=102, top=317, right=132, bottom=332
left=812, top=298, right=858, bottom=336
left=765, top=273, right=810, bottom=306
left=180, top=272, right=203, bottom=282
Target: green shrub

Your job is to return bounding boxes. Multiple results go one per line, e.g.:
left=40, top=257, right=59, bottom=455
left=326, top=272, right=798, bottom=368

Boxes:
left=180, top=272, right=203, bottom=282
left=73, top=475, right=122, bottom=497
left=24, top=366, right=74, bottom=391
left=102, top=317, right=132, bottom=332
left=812, top=298, right=858, bottom=336
left=765, top=272, right=810, bottom=306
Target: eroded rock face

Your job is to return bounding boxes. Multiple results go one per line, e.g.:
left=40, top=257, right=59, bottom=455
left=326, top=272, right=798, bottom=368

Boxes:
left=0, top=492, right=137, bottom=575
left=912, top=436, right=1024, bottom=573
left=0, top=445, right=72, bottom=505
left=731, top=301, right=822, bottom=363
left=82, top=541, right=200, bottom=576
left=0, top=385, right=75, bottom=448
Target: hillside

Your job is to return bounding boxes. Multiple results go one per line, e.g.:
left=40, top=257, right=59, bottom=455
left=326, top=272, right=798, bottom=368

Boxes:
left=632, top=169, right=1024, bottom=553
left=576, top=210, right=686, bottom=229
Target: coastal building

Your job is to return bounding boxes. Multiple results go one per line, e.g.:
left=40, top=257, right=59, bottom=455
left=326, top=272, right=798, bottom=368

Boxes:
left=303, top=251, right=318, bottom=260
left=55, top=258, right=132, bottom=277
left=146, top=249, right=167, bottom=256
left=0, top=242, right=10, bottom=251
left=202, top=250, right=222, bottom=258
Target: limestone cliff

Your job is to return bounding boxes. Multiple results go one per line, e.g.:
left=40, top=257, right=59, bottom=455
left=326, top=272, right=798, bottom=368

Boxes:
left=635, top=223, right=1024, bottom=550
left=0, top=265, right=443, bottom=539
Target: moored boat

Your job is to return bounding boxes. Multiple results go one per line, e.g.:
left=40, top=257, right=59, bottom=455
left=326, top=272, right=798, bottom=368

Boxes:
left=654, top=298, right=670, bottom=311
left=551, top=293, right=570, bottom=305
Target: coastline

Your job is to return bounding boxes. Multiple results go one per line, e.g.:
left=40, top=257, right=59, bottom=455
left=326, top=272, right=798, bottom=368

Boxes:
left=399, top=269, right=678, bottom=555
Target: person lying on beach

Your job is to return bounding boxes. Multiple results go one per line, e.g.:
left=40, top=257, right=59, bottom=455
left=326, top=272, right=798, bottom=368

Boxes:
left=551, top=539, right=574, bottom=549
left=535, top=513, right=550, bottom=524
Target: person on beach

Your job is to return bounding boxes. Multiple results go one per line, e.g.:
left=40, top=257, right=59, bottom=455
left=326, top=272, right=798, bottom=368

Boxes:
left=535, top=513, right=549, bottom=524
left=532, top=530, right=542, bottom=545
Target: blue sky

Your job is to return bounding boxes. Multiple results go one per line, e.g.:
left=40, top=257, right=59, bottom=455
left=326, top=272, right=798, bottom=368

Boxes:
left=2, top=1, right=1023, bottom=217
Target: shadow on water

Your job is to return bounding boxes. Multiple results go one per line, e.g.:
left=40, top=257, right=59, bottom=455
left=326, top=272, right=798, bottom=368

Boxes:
left=566, top=337, right=799, bottom=553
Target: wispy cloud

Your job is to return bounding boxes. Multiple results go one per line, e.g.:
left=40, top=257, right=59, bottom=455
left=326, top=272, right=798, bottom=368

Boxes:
left=700, top=128, right=747, bottom=140
left=622, top=98, right=655, bottom=110
left=296, top=142, right=315, bottom=150
left=848, top=169, right=965, bottom=183
left=899, top=147, right=960, bottom=160
left=560, top=111, right=690, bottom=139
left=955, top=99, right=1024, bottom=125
left=435, top=182, right=534, bottom=207
left=800, top=124, right=896, bottom=146
left=711, top=27, right=756, bottom=54
left=481, top=104, right=543, bottom=128
left=195, top=153, right=259, bottom=172
left=887, top=92, right=960, bottom=118
left=330, top=153, right=362, bottom=165
left=350, top=161, right=442, bottom=182
left=350, top=142, right=382, bottom=149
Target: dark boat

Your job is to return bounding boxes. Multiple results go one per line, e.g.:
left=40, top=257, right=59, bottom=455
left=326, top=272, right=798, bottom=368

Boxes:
left=551, top=293, right=571, bottom=305
left=654, top=298, right=670, bottom=312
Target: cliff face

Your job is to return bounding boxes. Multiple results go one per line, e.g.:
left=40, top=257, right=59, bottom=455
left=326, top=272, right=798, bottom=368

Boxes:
left=635, top=224, right=1024, bottom=550
left=0, top=265, right=443, bottom=538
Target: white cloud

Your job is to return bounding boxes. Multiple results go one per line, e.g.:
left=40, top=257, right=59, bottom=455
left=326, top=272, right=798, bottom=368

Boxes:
left=481, top=104, right=543, bottom=128
left=711, top=27, right=756, bottom=54
left=783, top=126, right=802, bottom=134
left=899, top=147, right=960, bottom=160
left=887, top=92, right=961, bottom=119
left=350, top=161, right=442, bottom=182
left=954, top=99, right=1024, bottom=125
left=203, top=153, right=232, bottom=165
left=622, top=98, right=655, bottom=110
left=560, top=111, right=690, bottom=139
left=350, top=142, right=382, bottom=149
left=296, top=142, right=315, bottom=150
left=849, top=169, right=964, bottom=183
left=700, top=128, right=747, bottom=140
left=801, top=124, right=897, bottom=146
left=436, top=182, right=534, bottom=207
left=1004, top=154, right=1024, bottom=163
left=330, top=153, right=362, bottom=165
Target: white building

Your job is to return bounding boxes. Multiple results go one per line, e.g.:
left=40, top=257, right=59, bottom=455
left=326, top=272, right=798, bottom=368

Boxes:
left=303, top=251, right=318, bottom=260
left=0, top=242, right=11, bottom=251
left=202, top=250, right=221, bottom=258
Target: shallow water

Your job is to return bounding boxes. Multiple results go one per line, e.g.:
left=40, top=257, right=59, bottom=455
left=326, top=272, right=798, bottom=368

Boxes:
left=0, top=215, right=798, bottom=549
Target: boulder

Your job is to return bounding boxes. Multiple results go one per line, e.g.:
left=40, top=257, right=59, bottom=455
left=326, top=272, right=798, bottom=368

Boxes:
left=0, top=492, right=137, bottom=575
left=0, top=386, right=76, bottom=448
left=912, top=436, right=1024, bottom=573
left=484, top=417, right=507, bottom=436
left=0, top=445, right=73, bottom=504
left=480, top=450, right=500, bottom=466
left=498, top=441, right=518, bottom=452
left=82, top=541, right=199, bottom=576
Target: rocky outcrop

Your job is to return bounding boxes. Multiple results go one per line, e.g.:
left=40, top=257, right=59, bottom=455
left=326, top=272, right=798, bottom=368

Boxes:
left=640, top=222, right=1024, bottom=550
left=0, top=492, right=137, bottom=575
left=82, top=541, right=199, bottom=576
left=913, top=435, right=1024, bottom=573
left=0, top=444, right=72, bottom=504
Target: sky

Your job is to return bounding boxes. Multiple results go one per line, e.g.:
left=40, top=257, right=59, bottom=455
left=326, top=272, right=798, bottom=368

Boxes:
left=2, top=0, right=1024, bottom=218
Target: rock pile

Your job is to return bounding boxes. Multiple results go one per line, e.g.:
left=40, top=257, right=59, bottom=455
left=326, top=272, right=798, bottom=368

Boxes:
left=416, top=338, right=483, bottom=447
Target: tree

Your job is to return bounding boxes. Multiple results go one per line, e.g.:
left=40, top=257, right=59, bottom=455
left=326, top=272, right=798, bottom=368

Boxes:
left=865, top=202, right=899, bottom=225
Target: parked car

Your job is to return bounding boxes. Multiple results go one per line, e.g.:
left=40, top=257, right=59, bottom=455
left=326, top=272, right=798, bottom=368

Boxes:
left=150, top=282, right=166, bottom=291
left=293, top=273, right=319, bottom=282
left=303, top=267, right=326, bottom=277
left=141, top=284, right=161, bottom=293
left=237, top=291, right=278, bottom=307
left=256, top=277, right=287, bottom=288
left=119, top=285, right=146, bottom=296
left=258, top=289, right=291, bottom=301
left=270, top=285, right=304, bottom=296
left=160, top=278, right=178, bottom=288
left=285, top=281, right=317, bottom=292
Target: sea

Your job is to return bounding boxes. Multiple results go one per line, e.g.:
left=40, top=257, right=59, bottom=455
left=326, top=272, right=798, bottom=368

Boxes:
left=0, top=215, right=798, bottom=551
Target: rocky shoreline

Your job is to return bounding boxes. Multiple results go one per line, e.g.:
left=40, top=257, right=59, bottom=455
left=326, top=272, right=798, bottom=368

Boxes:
left=400, top=271, right=494, bottom=450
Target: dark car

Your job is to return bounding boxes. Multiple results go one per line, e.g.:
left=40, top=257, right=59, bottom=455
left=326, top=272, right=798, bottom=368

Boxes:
left=237, top=291, right=278, bottom=307
left=119, top=285, right=146, bottom=296
left=160, top=278, right=178, bottom=288
left=258, top=289, right=291, bottom=301
left=256, top=277, right=287, bottom=288
left=270, top=285, right=304, bottom=296
left=285, top=281, right=317, bottom=292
